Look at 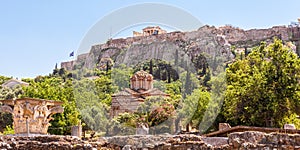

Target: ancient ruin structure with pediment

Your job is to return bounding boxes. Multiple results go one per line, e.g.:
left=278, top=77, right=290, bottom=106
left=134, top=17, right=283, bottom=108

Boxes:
left=110, top=70, right=169, bottom=117
left=0, top=98, right=64, bottom=135
left=133, top=26, right=167, bottom=37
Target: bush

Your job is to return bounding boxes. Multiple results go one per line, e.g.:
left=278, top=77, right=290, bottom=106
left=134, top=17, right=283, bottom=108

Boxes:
left=3, top=125, right=14, bottom=135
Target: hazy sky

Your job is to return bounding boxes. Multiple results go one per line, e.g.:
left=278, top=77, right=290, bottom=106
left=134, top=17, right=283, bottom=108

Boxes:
left=1, top=0, right=300, bottom=78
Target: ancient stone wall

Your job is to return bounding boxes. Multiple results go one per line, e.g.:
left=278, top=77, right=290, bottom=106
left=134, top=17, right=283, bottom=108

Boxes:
left=0, top=135, right=106, bottom=150
left=61, top=25, right=292, bottom=71
left=60, top=61, right=74, bottom=71
left=1, top=131, right=300, bottom=149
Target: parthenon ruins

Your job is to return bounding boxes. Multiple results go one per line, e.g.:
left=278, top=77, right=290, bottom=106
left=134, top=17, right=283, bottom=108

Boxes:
left=133, top=26, right=167, bottom=37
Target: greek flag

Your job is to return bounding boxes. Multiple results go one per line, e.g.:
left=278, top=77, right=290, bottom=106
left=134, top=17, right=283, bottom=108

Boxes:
left=69, top=51, right=74, bottom=57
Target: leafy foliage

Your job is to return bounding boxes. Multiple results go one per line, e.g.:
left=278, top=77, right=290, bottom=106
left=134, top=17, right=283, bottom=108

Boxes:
left=0, top=76, right=11, bottom=85
left=3, top=125, right=14, bottom=135
left=134, top=59, right=179, bottom=82
left=224, top=39, right=300, bottom=127
left=136, top=96, right=176, bottom=127
left=179, top=88, right=211, bottom=128
left=22, top=76, right=79, bottom=135
left=113, top=96, right=177, bottom=134
left=111, top=65, right=133, bottom=91
left=0, top=85, right=24, bottom=100
left=180, top=71, right=200, bottom=97
left=0, top=84, right=24, bottom=132
left=148, top=103, right=175, bottom=126
left=80, top=105, right=109, bottom=132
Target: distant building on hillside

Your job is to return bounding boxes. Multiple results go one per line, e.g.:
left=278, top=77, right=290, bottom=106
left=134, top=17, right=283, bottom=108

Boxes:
left=133, top=26, right=167, bottom=37
left=2, top=79, right=29, bottom=88
left=110, top=70, right=169, bottom=118
left=288, top=18, right=300, bottom=56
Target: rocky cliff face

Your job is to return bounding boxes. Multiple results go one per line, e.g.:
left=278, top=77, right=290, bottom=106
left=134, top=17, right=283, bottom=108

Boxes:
left=61, top=25, right=290, bottom=71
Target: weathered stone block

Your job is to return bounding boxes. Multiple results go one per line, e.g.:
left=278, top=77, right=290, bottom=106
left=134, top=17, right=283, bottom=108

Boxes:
left=0, top=98, right=64, bottom=135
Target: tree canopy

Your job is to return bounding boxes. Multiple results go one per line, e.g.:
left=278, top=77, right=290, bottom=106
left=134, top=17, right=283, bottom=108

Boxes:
left=224, top=39, right=300, bottom=127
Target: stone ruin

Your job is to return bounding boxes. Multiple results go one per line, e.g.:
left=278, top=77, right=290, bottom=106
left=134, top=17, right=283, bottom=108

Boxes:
left=135, top=122, right=149, bottom=135
left=1, top=131, right=300, bottom=149
left=0, top=98, right=64, bottom=135
left=219, top=123, right=231, bottom=131
left=133, top=26, right=167, bottom=37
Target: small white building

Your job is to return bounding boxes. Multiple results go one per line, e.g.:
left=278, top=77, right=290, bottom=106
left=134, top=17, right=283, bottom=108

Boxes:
left=2, top=79, right=29, bottom=88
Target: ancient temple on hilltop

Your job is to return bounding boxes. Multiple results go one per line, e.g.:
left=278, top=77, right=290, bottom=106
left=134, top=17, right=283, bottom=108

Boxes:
left=110, top=70, right=169, bottom=117
left=133, top=26, right=167, bottom=37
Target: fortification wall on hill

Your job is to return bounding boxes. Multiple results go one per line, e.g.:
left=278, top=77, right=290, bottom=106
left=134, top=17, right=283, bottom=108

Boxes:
left=61, top=25, right=291, bottom=71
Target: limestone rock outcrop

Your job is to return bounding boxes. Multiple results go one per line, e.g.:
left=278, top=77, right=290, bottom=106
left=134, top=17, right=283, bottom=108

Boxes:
left=62, top=25, right=290, bottom=71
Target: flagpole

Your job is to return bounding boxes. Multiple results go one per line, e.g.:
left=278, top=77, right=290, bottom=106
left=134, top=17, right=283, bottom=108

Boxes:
left=69, top=51, right=75, bottom=60
left=69, top=51, right=75, bottom=70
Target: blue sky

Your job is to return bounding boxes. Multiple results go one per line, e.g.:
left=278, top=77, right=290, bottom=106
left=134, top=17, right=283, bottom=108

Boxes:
left=0, top=0, right=300, bottom=78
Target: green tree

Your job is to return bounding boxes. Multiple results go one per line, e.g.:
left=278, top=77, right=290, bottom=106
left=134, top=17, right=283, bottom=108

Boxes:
left=134, top=59, right=179, bottom=82
left=53, top=63, right=59, bottom=75
left=153, top=80, right=166, bottom=92
left=80, top=104, right=109, bottom=132
left=150, top=59, right=153, bottom=75
left=165, top=81, right=182, bottom=98
left=224, top=39, right=300, bottom=127
left=0, top=77, right=24, bottom=132
left=200, top=72, right=226, bottom=133
left=111, top=65, right=133, bottom=91
left=112, top=96, right=177, bottom=135
left=0, top=76, right=11, bottom=85
left=22, top=77, right=79, bottom=134
left=3, top=125, right=14, bottom=135
left=0, top=85, right=24, bottom=100
left=73, top=77, right=111, bottom=131
left=94, top=75, right=116, bottom=105
left=179, top=88, right=210, bottom=128
left=180, top=71, right=199, bottom=98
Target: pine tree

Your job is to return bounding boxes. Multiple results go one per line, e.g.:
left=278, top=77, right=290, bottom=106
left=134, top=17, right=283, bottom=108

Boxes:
left=149, top=59, right=153, bottom=75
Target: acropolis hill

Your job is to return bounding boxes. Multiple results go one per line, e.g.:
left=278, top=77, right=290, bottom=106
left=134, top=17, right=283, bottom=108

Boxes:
left=61, top=24, right=299, bottom=70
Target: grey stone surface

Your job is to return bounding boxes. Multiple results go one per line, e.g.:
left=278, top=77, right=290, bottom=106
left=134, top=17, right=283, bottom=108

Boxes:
left=62, top=25, right=290, bottom=71
left=1, top=131, right=300, bottom=149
